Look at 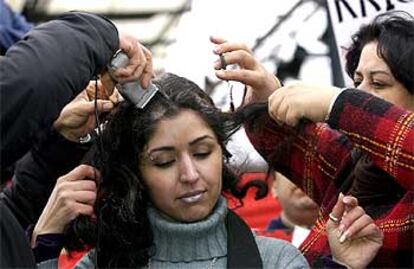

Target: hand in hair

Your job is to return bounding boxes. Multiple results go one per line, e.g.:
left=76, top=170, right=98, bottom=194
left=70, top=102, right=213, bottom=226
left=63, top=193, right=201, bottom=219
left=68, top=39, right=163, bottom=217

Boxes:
left=115, top=33, right=154, bottom=88
left=210, top=36, right=281, bottom=105
left=31, top=165, right=99, bottom=247
left=327, top=193, right=383, bottom=269
left=53, top=84, right=119, bottom=142
left=268, top=81, right=339, bottom=126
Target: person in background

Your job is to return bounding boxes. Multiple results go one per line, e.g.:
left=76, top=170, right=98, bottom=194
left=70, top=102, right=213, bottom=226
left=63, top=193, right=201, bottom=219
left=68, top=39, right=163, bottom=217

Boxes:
left=212, top=10, right=413, bottom=268
left=0, top=11, right=152, bottom=267
left=0, top=0, right=33, bottom=54
left=267, top=172, right=319, bottom=246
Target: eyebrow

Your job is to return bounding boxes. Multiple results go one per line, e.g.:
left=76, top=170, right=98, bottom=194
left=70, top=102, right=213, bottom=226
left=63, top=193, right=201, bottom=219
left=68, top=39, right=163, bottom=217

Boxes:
left=148, top=135, right=215, bottom=155
left=355, top=70, right=392, bottom=78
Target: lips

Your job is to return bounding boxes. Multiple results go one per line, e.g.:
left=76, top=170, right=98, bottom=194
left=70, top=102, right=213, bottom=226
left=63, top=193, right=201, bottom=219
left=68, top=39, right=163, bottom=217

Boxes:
left=178, top=190, right=205, bottom=204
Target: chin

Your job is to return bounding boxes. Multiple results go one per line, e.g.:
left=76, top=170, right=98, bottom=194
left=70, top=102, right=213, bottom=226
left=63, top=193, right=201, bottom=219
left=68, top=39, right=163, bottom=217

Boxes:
left=180, top=208, right=210, bottom=223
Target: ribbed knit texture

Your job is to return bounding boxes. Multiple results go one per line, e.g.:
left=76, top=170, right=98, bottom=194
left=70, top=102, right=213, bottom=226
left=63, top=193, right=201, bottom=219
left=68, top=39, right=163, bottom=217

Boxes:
left=148, top=197, right=227, bottom=265
left=63, top=196, right=309, bottom=269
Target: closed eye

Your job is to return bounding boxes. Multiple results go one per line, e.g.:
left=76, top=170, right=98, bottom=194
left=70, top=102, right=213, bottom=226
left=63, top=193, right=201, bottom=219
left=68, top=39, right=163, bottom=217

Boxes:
left=193, top=151, right=211, bottom=159
left=371, top=81, right=386, bottom=89
left=153, top=159, right=175, bottom=168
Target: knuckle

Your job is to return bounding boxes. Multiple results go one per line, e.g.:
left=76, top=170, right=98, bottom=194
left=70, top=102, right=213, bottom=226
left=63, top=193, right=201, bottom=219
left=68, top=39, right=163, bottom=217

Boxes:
left=239, top=43, right=250, bottom=52
left=356, top=206, right=365, bottom=215
left=90, top=193, right=97, bottom=203
left=63, top=198, right=74, bottom=210
left=80, top=205, right=93, bottom=216
left=57, top=175, right=66, bottom=183
left=240, top=71, right=249, bottom=80
left=367, top=223, right=377, bottom=230
left=55, top=183, right=67, bottom=195
left=239, top=51, right=251, bottom=62
left=362, top=214, right=373, bottom=223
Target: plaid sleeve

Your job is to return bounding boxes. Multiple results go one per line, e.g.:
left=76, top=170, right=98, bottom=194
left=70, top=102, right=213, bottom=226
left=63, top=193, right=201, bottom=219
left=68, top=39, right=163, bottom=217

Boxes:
left=328, top=89, right=414, bottom=191
left=244, top=113, right=354, bottom=208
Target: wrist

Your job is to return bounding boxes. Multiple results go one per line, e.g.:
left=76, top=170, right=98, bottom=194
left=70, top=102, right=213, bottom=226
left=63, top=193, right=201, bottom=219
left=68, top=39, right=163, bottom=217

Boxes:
left=56, top=129, right=80, bottom=142
left=53, top=121, right=78, bottom=142
left=324, top=88, right=347, bottom=122
left=332, top=256, right=353, bottom=269
left=32, top=225, right=64, bottom=244
left=31, top=227, right=40, bottom=248
left=272, top=75, right=282, bottom=89
left=53, top=123, right=89, bottom=143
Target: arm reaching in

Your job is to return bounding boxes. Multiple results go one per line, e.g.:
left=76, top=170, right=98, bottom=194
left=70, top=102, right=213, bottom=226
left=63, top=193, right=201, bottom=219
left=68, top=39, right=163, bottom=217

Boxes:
left=0, top=12, right=118, bottom=168
left=115, top=33, right=154, bottom=88
left=54, top=82, right=119, bottom=142
left=31, top=165, right=98, bottom=245
left=267, top=81, right=339, bottom=126
left=327, top=194, right=383, bottom=269
left=0, top=12, right=154, bottom=168
left=210, top=36, right=281, bottom=105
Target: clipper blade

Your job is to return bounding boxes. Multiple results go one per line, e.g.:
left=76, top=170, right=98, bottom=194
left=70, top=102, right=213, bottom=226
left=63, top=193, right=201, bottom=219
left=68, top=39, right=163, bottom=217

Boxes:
left=108, top=50, right=160, bottom=109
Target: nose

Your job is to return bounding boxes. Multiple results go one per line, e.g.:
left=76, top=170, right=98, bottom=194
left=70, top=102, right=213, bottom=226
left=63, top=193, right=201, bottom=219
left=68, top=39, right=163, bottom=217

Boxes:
left=356, top=79, right=368, bottom=91
left=357, top=81, right=378, bottom=97
left=179, top=154, right=200, bottom=183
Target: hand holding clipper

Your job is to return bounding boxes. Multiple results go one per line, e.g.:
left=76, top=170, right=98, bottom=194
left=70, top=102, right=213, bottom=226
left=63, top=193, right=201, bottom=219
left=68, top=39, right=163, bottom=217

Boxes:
left=108, top=51, right=160, bottom=109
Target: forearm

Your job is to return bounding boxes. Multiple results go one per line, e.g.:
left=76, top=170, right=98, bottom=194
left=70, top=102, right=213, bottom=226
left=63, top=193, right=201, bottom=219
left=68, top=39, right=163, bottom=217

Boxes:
left=245, top=113, right=354, bottom=206
left=327, top=89, right=414, bottom=190
left=26, top=224, right=65, bottom=263
left=2, top=129, right=90, bottom=228
left=0, top=12, right=118, bottom=167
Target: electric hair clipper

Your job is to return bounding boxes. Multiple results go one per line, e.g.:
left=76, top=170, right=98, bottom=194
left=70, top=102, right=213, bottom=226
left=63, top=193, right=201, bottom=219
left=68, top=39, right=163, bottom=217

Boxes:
left=108, top=50, right=160, bottom=109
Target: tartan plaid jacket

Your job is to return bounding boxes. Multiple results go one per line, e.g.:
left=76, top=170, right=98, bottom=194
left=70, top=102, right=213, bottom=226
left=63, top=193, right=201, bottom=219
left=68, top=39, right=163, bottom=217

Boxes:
left=245, top=89, right=414, bottom=268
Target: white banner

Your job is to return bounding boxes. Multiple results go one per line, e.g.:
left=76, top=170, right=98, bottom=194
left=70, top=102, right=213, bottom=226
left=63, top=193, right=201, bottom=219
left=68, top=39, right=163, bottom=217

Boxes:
left=327, top=0, right=414, bottom=86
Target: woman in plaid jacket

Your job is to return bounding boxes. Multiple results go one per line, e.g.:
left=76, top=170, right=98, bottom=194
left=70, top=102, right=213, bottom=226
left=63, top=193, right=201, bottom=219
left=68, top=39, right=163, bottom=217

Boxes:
left=212, top=11, right=413, bottom=268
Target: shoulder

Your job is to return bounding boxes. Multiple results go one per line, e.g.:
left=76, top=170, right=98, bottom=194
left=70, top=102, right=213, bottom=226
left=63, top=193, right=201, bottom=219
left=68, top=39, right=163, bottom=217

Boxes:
left=72, top=250, right=95, bottom=269
left=255, top=236, right=309, bottom=269
left=37, top=259, right=58, bottom=269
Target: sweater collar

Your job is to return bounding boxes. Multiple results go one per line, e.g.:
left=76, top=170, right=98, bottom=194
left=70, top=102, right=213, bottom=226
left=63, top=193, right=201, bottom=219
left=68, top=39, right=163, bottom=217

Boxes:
left=147, top=196, right=228, bottom=262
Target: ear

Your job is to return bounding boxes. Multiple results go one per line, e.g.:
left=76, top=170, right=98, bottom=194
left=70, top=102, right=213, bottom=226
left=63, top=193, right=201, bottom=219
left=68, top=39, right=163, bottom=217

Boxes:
left=271, top=172, right=279, bottom=198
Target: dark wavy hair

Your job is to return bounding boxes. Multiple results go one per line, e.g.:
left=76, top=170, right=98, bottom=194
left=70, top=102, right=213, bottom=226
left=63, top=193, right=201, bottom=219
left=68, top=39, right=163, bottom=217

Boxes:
left=345, top=11, right=414, bottom=94
left=64, top=73, right=267, bottom=268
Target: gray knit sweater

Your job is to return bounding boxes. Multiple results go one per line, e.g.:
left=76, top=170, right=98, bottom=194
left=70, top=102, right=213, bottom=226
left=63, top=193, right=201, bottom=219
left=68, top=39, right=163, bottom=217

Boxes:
left=39, top=197, right=309, bottom=269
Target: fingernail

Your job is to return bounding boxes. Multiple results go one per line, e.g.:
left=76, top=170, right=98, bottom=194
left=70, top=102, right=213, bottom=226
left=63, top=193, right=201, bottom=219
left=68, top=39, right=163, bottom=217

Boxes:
left=141, top=82, right=148, bottom=89
left=339, top=231, right=348, bottom=243
left=213, top=46, right=221, bottom=53
left=337, top=224, right=345, bottom=238
left=215, top=70, right=225, bottom=76
left=343, top=196, right=352, bottom=203
left=103, top=102, right=113, bottom=110
left=214, top=60, right=221, bottom=69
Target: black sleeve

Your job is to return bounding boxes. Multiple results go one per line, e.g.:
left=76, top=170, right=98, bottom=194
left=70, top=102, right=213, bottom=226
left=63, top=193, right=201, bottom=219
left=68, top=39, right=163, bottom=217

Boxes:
left=1, top=129, right=91, bottom=229
left=0, top=12, right=119, bottom=168
left=0, top=202, right=35, bottom=268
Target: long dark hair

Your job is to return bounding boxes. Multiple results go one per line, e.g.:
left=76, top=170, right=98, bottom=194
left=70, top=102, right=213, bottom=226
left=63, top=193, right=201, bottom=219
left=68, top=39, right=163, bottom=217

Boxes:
left=64, top=73, right=267, bottom=267
left=345, top=11, right=414, bottom=94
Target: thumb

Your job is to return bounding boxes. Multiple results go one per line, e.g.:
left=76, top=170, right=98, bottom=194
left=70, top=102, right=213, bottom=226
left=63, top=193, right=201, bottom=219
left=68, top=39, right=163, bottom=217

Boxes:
left=81, top=100, right=114, bottom=115
left=343, top=195, right=358, bottom=213
left=95, top=100, right=114, bottom=113
left=62, top=165, right=100, bottom=182
left=327, top=193, right=345, bottom=231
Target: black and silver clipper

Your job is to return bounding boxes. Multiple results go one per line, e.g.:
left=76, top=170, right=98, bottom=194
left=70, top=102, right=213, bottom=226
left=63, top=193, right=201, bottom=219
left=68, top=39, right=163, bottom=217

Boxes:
left=108, top=50, right=161, bottom=109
